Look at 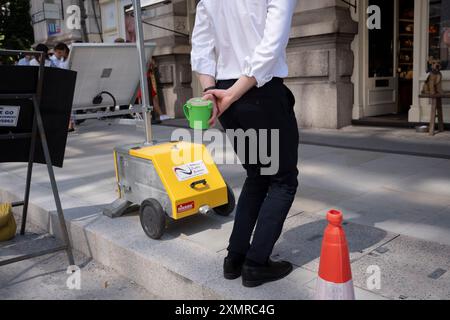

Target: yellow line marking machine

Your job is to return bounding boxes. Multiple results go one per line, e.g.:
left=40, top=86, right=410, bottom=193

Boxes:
left=106, top=141, right=235, bottom=239
left=103, top=0, right=235, bottom=239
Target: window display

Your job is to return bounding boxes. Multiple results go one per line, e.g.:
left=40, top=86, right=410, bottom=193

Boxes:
left=428, top=0, right=450, bottom=71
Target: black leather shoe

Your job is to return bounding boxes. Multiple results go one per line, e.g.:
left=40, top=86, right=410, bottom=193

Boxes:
left=242, top=260, right=293, bottom=288
left=223, top=257, right=244, bottom=280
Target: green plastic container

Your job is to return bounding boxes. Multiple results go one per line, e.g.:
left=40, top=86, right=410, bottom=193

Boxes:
left=183, top=98, right=213, bottom=130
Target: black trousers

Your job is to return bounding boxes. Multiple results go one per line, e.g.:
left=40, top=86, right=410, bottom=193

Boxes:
left=217, top=77, right=299, bottom=264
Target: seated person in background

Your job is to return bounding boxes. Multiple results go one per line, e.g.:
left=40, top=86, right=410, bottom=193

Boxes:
left=17, top=54, right=31, bottom=66
left=30, top=44, right=56, bottom=67
left=51, top=42, right=70, bottom=69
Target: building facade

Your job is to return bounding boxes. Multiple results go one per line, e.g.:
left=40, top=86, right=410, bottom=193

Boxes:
left=32, top=0, right=450, bottom=128
left=30, top=0, right=102, bottom=45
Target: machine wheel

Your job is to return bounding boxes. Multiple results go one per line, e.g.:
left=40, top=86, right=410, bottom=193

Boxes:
left=140, top=199, right=166, bottom=240
left=214, top=183, right=236, bottom=217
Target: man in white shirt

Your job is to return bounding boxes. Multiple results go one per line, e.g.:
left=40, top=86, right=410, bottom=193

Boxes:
left=51, top=42, right=70, bottom=69
left=191, top=0, right=299, bottom=288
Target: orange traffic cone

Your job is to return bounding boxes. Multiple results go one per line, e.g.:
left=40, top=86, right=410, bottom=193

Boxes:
left=316, top=210, right=355, bottom=300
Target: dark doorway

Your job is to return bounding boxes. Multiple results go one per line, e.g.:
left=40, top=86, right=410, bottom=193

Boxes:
left=358, top=0, right=415, bottom=126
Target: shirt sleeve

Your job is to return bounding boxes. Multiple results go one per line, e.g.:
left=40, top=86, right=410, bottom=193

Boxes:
left=191, top=1, right=217, bottom=77
left=29, top=59, right=39, bottom=66
left=243, top=0, right=297, bottom=87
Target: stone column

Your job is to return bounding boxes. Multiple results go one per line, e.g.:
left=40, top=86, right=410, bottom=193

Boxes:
left=287, top=1, right=358, bottom=129
left=141, top=0, right=193, bottom=118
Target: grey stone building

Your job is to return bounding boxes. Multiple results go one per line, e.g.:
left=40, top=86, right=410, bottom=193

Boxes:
left=30, top=0, right=102, bottom=44
left=33, top=0, right=450, bottom=128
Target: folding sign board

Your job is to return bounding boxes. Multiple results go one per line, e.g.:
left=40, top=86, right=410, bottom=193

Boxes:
left=0, top=66, right=77, bottom=167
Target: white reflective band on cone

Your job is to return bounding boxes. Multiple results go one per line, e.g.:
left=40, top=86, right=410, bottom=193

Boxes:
left=315, top=277, right=355, bottom=300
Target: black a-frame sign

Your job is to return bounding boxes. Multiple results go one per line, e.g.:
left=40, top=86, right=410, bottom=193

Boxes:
left=0, top=49, right=77, bottom=266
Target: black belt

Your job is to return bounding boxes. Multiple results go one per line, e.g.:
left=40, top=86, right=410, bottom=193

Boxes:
left=216, top=77, right=283, bottom=85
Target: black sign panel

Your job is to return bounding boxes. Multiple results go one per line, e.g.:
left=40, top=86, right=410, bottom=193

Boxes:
left=0, top=66, right=77, bottom=168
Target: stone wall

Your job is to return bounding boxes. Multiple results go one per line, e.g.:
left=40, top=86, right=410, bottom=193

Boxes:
left=287, top=1, right=358, bottom=129
left=139, top=0, right=193, bottom=118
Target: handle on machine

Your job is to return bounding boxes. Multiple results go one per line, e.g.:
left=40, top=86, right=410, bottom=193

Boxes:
left=190, top=179, right=207, bottom=189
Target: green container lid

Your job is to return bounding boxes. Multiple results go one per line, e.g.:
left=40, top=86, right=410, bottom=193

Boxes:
left=187, top=98, right=213, bottom=108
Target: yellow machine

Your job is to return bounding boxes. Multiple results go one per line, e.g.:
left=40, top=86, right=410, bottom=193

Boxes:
left=105, top=141, right=235, bottom=239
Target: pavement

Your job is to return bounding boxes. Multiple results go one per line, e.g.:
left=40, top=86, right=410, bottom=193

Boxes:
left=1, top=119, right=450, bottom=300
left=164, top=118, right=450, bottom=159
left=0, top=213, right=157, bottom=300
left=299, top=126, right=450, bottom=159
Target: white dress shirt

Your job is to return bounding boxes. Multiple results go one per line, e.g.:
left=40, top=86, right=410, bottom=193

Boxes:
left=17, top=57, right=30, bottom=66
left=50, top=55, right=69, bottom=69
left=50, top=54, right=62, bottom=68
left=29, top=58, right=54, bottom=67
left=191, top=0, right=297, bottom=88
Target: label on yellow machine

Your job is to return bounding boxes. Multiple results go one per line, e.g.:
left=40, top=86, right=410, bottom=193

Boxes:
left=129, top=142, right=228, bottom=219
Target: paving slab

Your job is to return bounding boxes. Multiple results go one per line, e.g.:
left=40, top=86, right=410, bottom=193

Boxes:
left=167, top=214, right=235, bottom=253
left=299, top=163, right=397, bottom=197
left=355, top=155, right=446, bottom=186
left=291, top=185, right=358, bottom=215
left=205, top=263, right=316, bottom=300
left=313, top=187, right=450, bottom=244
left=399, top=206, right=450, bottom=246
left=351, top=235, right=450, bottom=300
left=0, top=214, right=156, bottom=300
left=0, top=250, right=156, bottom=300
left=304, top=278, right=389, bottom=300
left=298, top=144, right=341, bottom=160
left=300, top=126, right=450, bottom=159
left=385, top=160, right=450, bottom=199
left=273, top=212, right=398, bottom=273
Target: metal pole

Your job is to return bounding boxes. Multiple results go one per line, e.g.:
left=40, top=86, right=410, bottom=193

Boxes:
left=32, top=95, right=75, bottom=266
left=132, top=0, right=153, bottom=144
left=30, top=54, right=75, bottom=265
left=21, top=51, right=45, bottom=235
left=0, top=245, right=68, bottom=267
left=21, top=117, right=37, bottom=235
left=77, top=0, right=89, bottom=42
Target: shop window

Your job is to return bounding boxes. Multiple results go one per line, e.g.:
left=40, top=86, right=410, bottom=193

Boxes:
left=428, top=0, right=450, bottom=71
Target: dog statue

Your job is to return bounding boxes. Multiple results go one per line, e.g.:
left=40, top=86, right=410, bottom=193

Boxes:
left=422, top=59, right=443, bottom=95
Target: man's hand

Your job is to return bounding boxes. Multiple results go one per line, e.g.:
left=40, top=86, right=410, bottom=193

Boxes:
left=204, top=89, right=238, bottom=116
left=205, top=76, right=256, bottom=115
left=202, top=93, right=219, bottom=127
